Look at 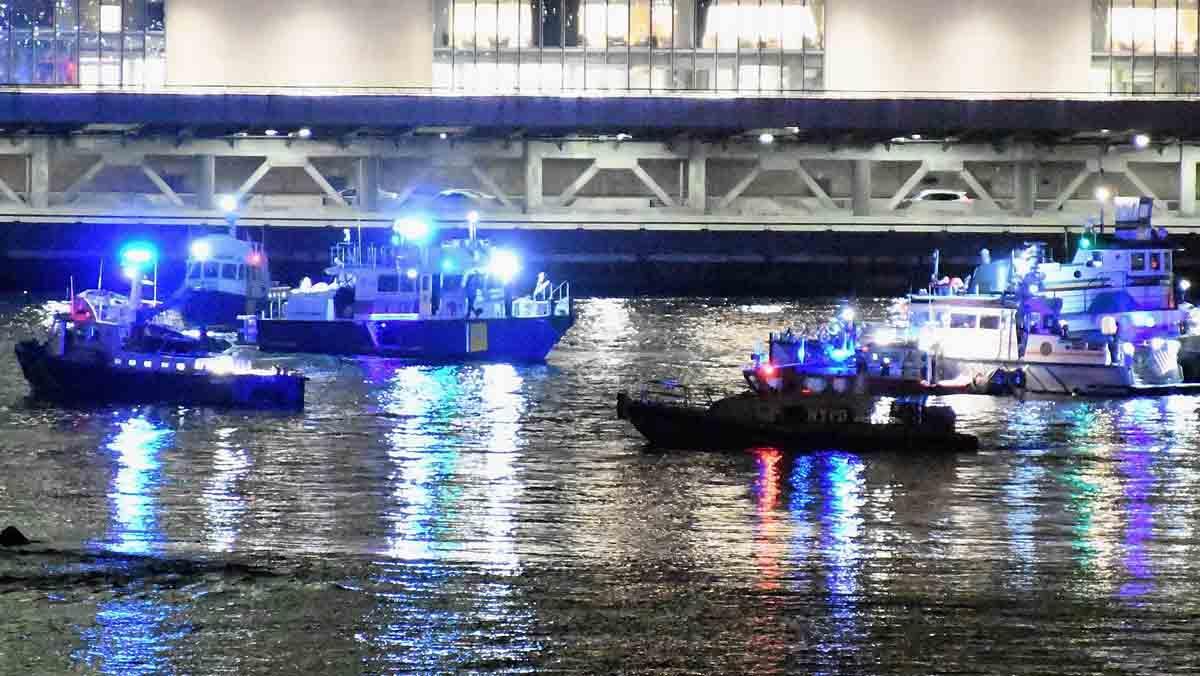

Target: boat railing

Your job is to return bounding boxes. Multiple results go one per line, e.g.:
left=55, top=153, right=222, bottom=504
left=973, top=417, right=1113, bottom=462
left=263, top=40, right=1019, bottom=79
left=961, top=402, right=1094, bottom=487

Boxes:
left=634, top=379, right=719, bottom=408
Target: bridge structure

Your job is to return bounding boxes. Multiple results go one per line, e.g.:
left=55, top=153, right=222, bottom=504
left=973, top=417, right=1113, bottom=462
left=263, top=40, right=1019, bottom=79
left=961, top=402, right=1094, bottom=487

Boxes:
left=0, top=90, right=1199, bottom=237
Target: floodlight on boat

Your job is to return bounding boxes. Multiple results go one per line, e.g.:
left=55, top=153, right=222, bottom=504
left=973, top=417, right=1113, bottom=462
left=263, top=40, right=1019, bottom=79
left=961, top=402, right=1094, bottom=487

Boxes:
left=190, top=240, right=212, bottom=261
left=219, top=194, right=239, bottom=213
left=487, top=249, right=521, bottom=284
left=393, top=217, right=432, bottom=243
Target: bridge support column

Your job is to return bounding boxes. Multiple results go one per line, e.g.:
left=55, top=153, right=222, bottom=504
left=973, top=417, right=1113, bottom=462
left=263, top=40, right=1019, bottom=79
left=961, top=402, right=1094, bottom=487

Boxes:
left=356, top=156, right=380, bottom=212
left=29, top=138, right=50, bottom=209
left=1181, top=147, right=1198, bottom=217
left=524, top=142, right=543, bottom=212
left=195, top=154, right=216, bottom=210
left=687, top=146, right=706, bottom=212
left=1014, top=161, right=1037, bottom=217
left=852, top=160, right=872, bottom=217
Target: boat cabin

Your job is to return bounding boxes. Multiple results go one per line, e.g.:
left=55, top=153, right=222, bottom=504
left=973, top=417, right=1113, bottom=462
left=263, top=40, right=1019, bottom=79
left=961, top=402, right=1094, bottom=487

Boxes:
left=184, top=234, right=271, bottom=303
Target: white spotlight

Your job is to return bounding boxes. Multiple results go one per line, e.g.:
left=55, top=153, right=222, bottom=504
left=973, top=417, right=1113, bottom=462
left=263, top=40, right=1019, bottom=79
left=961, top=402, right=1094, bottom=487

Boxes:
left=218, top=195, right=238, bottom=213
left=297, top=127, right=312, bottom=139
left=264, top=129, right=279, bottom=137
left=1095, top=186, right=1111, bottom=202
left=758, top=132, right=775, bottom=145
left=1134, top=133, right=1151, bottom=149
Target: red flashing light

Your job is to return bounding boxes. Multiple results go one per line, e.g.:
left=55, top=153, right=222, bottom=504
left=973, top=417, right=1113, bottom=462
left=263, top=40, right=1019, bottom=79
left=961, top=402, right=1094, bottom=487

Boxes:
left=760, top=363, right=777, bottom=377
left=247, top=252, right=263, bottom=266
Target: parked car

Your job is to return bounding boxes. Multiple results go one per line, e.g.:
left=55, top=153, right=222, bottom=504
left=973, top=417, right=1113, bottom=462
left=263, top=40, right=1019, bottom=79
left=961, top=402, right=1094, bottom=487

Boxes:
left=900, top=189, right=974, bottom=213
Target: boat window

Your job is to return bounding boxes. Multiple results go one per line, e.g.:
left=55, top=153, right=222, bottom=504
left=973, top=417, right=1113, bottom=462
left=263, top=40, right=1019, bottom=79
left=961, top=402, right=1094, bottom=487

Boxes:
left=949, top=314, right=977, bottom=329
left=221, top=263, right=238, bottom=280
left=401, top=275, right=418, bottom=293
left=204, top=262, right=219, bottom=278
left=378, top=274, right=400, bottom=293
left=1164, top=251, right=1172, bottom=271
left=980, top=315, right=1001, bottom=330
left=1131, top=253, right=1145, bottom=271
left=422, top=275, right=432, bottom=292
left=237, top=265, right=245, bottom=280
left=187, top=263, right=201, bottom=279
left=1150, top=253, right=1162, bottom=272
left=442, top=274, right=463, bottom=290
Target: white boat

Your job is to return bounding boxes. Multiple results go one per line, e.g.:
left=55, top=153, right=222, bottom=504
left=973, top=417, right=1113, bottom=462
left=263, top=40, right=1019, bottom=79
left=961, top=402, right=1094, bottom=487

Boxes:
left=175, top=233, right=272, bottom=327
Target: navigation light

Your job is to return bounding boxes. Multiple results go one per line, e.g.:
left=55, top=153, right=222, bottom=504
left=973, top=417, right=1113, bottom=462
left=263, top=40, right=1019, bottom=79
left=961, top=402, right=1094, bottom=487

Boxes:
left=120, top=241, right=157, bottom=269
left=487, top=249, right=521, bottom=284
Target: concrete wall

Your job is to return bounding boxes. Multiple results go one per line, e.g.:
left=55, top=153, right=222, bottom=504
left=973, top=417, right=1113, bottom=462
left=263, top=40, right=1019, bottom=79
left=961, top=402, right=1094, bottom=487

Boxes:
left=166, top=0, right=432, bottom=88
left=825, top=0, right=1091, bottom=94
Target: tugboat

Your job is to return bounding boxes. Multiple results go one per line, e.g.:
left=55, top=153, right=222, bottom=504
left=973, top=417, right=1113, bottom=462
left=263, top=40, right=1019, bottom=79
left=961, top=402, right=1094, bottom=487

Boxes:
left=245, top=217, right=573, bottom=362
left=616, top=379, right=978, bottom=453
left=15, top=242, right=305, bottom=409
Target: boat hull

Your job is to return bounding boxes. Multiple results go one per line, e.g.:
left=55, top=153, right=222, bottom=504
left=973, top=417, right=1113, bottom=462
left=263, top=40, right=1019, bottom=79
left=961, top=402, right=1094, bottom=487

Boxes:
left=253, top=315, right=574, bottom=362
left=616, top=394, right=978, bottom=453
left=15, top=341, right=304, bottom=409
left=177, top=289, right=257, bottom=328
left=936, top=357, right=1133, bottom=396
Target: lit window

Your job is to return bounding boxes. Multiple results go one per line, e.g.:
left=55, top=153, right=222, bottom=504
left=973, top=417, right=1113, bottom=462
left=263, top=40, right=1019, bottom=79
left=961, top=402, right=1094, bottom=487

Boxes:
left=100, top=4, right=122, bottom=33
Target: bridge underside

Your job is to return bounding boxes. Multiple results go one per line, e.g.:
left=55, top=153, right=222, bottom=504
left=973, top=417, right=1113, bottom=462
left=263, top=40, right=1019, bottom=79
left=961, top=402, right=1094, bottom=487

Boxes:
left=1, top=92, right=1200, bottom=233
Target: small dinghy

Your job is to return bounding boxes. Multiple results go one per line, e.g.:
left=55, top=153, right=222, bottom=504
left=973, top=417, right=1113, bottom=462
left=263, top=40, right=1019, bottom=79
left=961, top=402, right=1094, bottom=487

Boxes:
left=617, top=379, right=978, bottom=453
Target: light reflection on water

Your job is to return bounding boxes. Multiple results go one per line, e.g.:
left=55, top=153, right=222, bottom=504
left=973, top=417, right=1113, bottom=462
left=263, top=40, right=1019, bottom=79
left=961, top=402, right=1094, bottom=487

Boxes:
left=1, top=297, right=1200, bottom=673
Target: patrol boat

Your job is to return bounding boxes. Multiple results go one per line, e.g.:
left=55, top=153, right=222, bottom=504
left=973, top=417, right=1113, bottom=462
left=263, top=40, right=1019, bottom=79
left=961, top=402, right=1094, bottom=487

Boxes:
left=245, top=219, right=573, bottom=362
left=174, top=232, right=272, bottom=328
left=15, top=242, right=305, bottom=409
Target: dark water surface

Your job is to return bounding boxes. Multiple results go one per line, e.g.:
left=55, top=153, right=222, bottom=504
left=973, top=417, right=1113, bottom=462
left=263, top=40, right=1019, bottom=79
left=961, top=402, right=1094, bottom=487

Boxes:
left=2, top=297, right=1199, bottom=675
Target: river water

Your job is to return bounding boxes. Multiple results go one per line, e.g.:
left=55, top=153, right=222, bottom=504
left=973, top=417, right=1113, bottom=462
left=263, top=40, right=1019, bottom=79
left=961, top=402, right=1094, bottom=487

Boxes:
left=1, top=297, right=1199, bottom=675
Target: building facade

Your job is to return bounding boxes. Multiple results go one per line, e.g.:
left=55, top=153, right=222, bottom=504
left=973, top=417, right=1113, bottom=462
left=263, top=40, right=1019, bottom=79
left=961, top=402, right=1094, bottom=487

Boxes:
left=3, top=0, right=1199, bottom=95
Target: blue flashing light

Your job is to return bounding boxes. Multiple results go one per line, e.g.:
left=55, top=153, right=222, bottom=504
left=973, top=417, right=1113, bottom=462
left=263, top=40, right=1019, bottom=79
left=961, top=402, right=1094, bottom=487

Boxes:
left=441, top=259, right=456, bottom=272
left=829, top=347, right=855, bottom=362
left=119, top=241, right=157, bottom=269
left=391, top=234, right=402, bottom=247
left=406, top=268, right=419, bottom=280
left=393, top=217, right=432, bottom=243
left=1080, top=236, right=1092, bottom=250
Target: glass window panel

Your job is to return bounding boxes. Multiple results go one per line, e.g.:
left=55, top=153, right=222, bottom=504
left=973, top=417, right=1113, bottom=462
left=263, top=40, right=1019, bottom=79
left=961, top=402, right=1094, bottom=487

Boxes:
left=0, top=33, right=10, bottom=84
left=738, top=57, right=759, bottom=90
left=673, top=47, right=694, bottom=89
left=607, top=0, right=628, bottom=46
left=564, top=50, right=584, bottom=88
left=630, top=0, right=649, bottom=46
left=1156, top=55, right=1177, bottom=92
left=1112, top=0, right=1134, bottom=53
left=542, top=0, right=563, bottom=46
left=147, top=0, right=163, bottom=31
left=33, top=36, right=53, bottom=84
left=650, top=0, right=670, bottom=47
left=123, top=0, right=145, bottom=31
left=1133, top=51, right=1155, bottom=92
left=519, top=51, right=540, bottom=88
left=1093, top=0, right=1110, bottom=53
left=497, top=49, right=518, bottom=91
left=477, top=0, right=499, bottom=50
left=145, top=32, right=163, bottom=87
left=783, top=52, right=803, bottom=90
left=433, top=47, right=453, bottom=87
left=1182, top=56, right=1200, bottom=91
left=781, top=0, right=804, bottom=50
left=738, top=0, right=757, bottom=49
left=14, top=0, right=54, bottom=29
left=702, top=0, right=737, bottom=50
left=525, top=0, right=541, bottom=47
left=434, top=0, right=452, bottom=48
left=12, top=32, right=33, bottom=83
left=804, top=0, right=823, bottom=50
left=761, top=48, right=780, bottom=91
left=80, top=0, right=99, bottom=31
left=650, top=50, right=669, bottom=89
left=630, top=47, right=649, bottom=88
left=606, top=50, right=628, bottom=89
left=1112, top=54, right=1134, bottom=92
left=1133, top=0, right=1156, bottom=56
left=1154, top=0, right=1177, bottom=54
left=803, top=52, right=822, bottom=90
left=99, top=1, right=120, bottom=33
left=498, top=0, right=523, bottom=47
left=99, top=32, right=119, bottom=84
left=56, top=36, right=78, bottom=84
left=57, top=0, right=79, bottom=31
left=1181, top=0, right=1198, bottom=55
left=1091, top=54, right=1113, bottom=92
left=759, top=0, right=781, bottom=49
left=564, top=0, right=579, bottom=46
left=454, top=0, right=476, bottom=48
left=540, top=58, right=562, bottom=89
left=123, top=32, right=144, bottom=86
left=694, top=49, right=716, bottom=90
left=674, top=0, right=694, bottom=48
left=78, top=31, right=99, bottom=84
left=716, top=51, right=735, bottom=89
